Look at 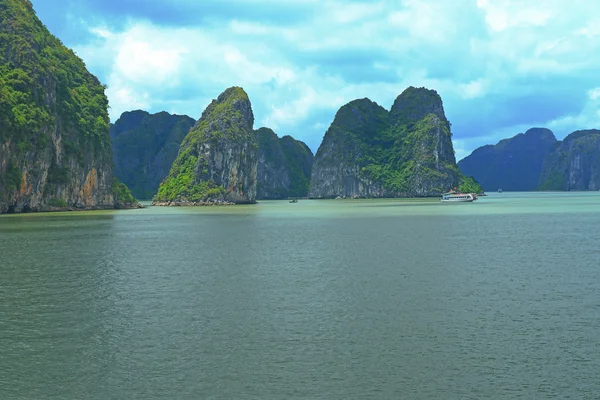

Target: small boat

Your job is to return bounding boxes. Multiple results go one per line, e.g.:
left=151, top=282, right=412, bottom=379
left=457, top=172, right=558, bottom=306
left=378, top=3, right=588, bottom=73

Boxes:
left=289, top=199, right=298, bottom=203
left=441, top=191, right=477, bottom=203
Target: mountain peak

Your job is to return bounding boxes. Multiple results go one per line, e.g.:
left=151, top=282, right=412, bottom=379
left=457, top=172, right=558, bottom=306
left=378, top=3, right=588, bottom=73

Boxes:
left=390, top=86, right=447, bottom=123
left=199, top=86, right=254, bottom=134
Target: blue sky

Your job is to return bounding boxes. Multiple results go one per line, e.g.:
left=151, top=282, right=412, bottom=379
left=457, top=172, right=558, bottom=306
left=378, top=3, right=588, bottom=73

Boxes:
left=31, top=0, right=600, bottom=160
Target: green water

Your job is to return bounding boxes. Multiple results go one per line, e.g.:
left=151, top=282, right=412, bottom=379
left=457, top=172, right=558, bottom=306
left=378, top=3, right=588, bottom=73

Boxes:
left=1, top=192, right=599, bottom=399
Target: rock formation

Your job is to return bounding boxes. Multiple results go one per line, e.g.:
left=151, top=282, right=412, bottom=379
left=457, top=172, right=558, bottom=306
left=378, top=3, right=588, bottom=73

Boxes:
left=111, top=110, right=194, bottom=199
left=0, top=0, right=136, bottom=213
left=539, top=129, right=600, bottom=191
left=256, top=127, right=313, bottom=199
left=309, top=87, right=461, bottom=198
left=458, top=128, right=557, bottom=191
left=153, top=87, right=258, bottom=204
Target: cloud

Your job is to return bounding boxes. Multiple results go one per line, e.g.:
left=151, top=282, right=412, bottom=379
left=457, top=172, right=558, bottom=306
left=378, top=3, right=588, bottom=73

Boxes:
left=458, top=79, right=487, bottom=99
left=30, top=0, right=600, bottom=156
left=546, top=91, right=600, bottom=136
left=477, top=0, right=554, bottom=32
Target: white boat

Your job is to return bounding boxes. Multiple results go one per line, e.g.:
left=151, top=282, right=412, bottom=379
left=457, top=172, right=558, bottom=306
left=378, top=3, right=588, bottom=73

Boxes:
left=441, top=191, right=477, bottom=203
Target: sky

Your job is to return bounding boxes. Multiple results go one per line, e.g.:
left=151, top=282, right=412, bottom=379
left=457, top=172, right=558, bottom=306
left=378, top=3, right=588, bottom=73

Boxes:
left=30, top=0, right=600, bottom=160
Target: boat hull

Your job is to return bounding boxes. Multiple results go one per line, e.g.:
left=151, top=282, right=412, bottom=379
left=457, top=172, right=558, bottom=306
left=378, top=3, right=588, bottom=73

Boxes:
left=441, top=198, right=475, bottom=203
left=441, top=192, right=477, bottom=202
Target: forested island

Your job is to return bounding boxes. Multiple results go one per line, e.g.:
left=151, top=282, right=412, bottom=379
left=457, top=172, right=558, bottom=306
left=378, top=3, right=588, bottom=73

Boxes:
left=459, top=128, right=600, bottom=191
left=0, top=0, right=137, bottom=213
left=2, top=0, right=599, bottom=214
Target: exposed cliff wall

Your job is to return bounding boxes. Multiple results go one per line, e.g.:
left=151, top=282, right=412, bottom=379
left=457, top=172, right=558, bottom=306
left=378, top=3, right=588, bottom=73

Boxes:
left=0, top=0, right=135, bottom=213
left=309, top=98, right=387, bottom=198
left=539, top=129, right=600, bottom=191
left=256, top=127, right=313, bottom=199
left=309, top=87, right=460, bottom=198
left=280, top=135, right=313, bottom=197
left=154, top=87, right=257, bottom=204
left=111, top=110, right=194, bottom=199
left=459, top=128, right=557, bottom=191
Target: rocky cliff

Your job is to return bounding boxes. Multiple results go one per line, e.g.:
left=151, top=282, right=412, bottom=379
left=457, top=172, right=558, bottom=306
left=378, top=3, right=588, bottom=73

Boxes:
left=458, top=128, right=557, bottom=191
left=0, top=0, right=136, bottom=213
left=539, top=129, right=600, bottom=191
left=111, top=110, right=194, bottom=199
left=256, top=127, right=313, bottom=199
left=309, top=87, right=461, bottom=198
left=154, top=87, right=257, bottom=204
left=309, top=98, right=388, bottom=198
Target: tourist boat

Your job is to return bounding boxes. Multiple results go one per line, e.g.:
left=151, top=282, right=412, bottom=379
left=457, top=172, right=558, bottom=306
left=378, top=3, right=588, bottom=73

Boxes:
left=441, top=191, right=477, bottom=203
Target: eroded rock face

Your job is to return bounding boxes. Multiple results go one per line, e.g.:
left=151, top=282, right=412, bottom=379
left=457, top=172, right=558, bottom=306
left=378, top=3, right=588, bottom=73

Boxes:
left=308, top=107, right=385, bottom=198
left=309, top=87, right=460, bottom=198
left=459, top=128, right=557, bottom=191
left=256, top=127, right=313, bottom=199
left=154, top=87, right=258, bottom=204
left=540, top=129, right=600, bottom=191
left=0, top=0, right=135, bottom=213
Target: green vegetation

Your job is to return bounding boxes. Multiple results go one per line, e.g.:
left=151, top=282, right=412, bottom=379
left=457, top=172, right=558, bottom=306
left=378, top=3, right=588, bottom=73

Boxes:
left=310, top=87, right=463, bottom=197
left=47, top=198, right=67, bottom=207
left=155, top=148, right=225, bottom=202
left=180, top=87, right=253, bottom=149
left=281, top=136, right=312, bottom=197
left=255, top=127, right=313, bottom=199
left=256, top=127, right=280, bottom=161
left=0, top=161, right=22, bottom=191
left=47, top=163, right=69, bottom=184
left=322, top=92, right=458, bottom=195
left=359, top=113, right=455, bottom=193
left=0, top=0, right=110, bottom=149
left=154, top=87, right=255, bottom=203
left=389, top=86, right=447, bottom=127
left=1, top=0, right=121, bottom=207
left=458, top=128, right=557, bottom=191
left=538, top=171, right=564, bottom=191
left=112, top=178, right=136, bottom=204
left=538, top=130, right=600, bottom=191
left=457, top=176, right=484, bottom=194
left=111, top=110, right=194, bottom=199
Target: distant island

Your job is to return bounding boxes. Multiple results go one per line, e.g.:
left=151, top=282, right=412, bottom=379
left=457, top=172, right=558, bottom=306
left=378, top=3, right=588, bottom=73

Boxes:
left=539, top=129, right=600, bottom=191
left=255, top=127, right=313, bottom=200
left=110, top=112, right=314, bottom=201
left=458, top=128, right=557, bottom=191
left=148, top=86, right=482, bottom=206
left=111, top=110, right=195, bottom=200
left=309, top=87, right=480, bottom=198
left=3, top=0, right=600, bottom=214
left=459, top=128, right=600, bottom=191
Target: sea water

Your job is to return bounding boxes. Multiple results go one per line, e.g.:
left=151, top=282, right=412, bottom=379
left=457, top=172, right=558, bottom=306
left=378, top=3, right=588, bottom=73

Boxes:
left=1, top=192, right=599, bottom=399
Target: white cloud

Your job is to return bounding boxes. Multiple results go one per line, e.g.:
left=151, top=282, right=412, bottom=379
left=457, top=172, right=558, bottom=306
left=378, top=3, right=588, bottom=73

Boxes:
left=89, top=26, right=113, bottom=39
left=576, top=20, right=600, bottom=37
left=115, top=32, right=187, bottom=87
left=589, top=88, right=600, bottom=100
left=107, top=84, right=151, bottom=115
left=477, top=0, right=553, bottom=32
left=387, top=0, right=459, bottom=44
left=547, top=91, right=600, bottom=136
left=458, top=79, right=486, bottom=99
left=262, top=83, right=346, bottom=130
left=64, top=0, right=600, bottom=155
left=229, top=20, right=274, bottom=35
left=326, top=1, right=385, bottom=24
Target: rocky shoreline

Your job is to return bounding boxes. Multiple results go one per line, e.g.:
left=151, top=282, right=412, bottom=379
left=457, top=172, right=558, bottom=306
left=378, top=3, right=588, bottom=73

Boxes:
left=151, top=200, right=236, bottom=207
left=0, top=202, right=144, bottom=214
